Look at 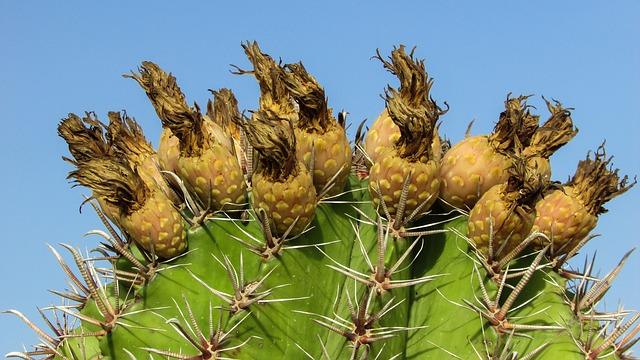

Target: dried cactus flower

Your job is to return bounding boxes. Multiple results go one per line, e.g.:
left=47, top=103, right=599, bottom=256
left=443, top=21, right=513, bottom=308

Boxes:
left=240, top=41, right=316, bottom=236
left=283, top=62, right=352, bottom=196
left=62, top=125, right=187, bottom=259
left=364, top=56, right=444, bottom=165
left=533, top=144, right=636, bottom=253
left=523, top=98, right=579, bottom=180
left=207, top=87, right=247, bottom=169
left=127, top=62, right=247, bottom=211
left=368, top=45, right=447, bottom=220
left=58, top=112, right=120, bottom=223
left=439, top=94, right=540, bottom=210
left=106, top=111, right=177, bottom=203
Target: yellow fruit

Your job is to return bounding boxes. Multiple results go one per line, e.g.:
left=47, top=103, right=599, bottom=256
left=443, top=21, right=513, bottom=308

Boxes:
left=177, top=144, right=246, bottom=209
left=128, top=62, right=247, bottom=211
left=439, top=94, right=540, bottom=210
left=366, top=46, right=447, bottom=221
left=369, top=150, right=439, bottom=217
left=240, top=41, right=318, bottom=236
left=158, top=128, right=180, bottom=173
left=252, top=163, right=316, bottom=235
left=532, top=187, right=596, bottom=251
left=283, top=62, right=351, bottom=195
left=66, top=156, right=188, bottom=259
left=439, top=135, right=511, bottom=210
left=532, top=145, right=635, bottom=254
left=468, top=184, right=535, bottom=257
left=121, top=190, right=187, bottom=259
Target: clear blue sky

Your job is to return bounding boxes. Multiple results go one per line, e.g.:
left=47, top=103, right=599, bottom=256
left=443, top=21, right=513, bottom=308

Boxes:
left=1, top=1, right=638, bottom=354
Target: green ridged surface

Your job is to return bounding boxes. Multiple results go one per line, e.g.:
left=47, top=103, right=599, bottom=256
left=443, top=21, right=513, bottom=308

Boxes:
left=51, top=176, right=617, bottom=359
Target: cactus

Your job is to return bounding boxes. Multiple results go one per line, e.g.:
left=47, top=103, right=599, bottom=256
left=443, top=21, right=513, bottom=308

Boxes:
left=5, top=43, right=639, bottom=360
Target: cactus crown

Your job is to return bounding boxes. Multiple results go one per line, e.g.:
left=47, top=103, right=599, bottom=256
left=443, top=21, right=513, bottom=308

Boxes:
left=570, top=144, right=637, bottom=215
left=107, top=111, right=155, bottom=166
left=375, top=45, right=448, bottom=161
left=283, top=62, right=334, bottom=133
left=11, top=43, right=640, bottom=360
left=489, top=94, right=540, bottom=153
left=525, top=98, right=578, bottom=158
left=126, top=61, right=206, bottom=156
left=57, top=112, right=113, bottom=163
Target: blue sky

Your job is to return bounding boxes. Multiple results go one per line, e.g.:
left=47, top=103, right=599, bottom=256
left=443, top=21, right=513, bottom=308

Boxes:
left=1, top=0, right=638, bottom=354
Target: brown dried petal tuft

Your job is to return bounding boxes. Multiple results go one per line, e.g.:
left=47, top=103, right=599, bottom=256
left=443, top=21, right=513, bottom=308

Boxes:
left=283, top=62, right=333, bottom=133
left=125, top=61, right=205, bottom=155
left=107, top=111, right=155, bottom=166
left=239, top=41, right=295, bottom=120
left=58, top=112, right=112, bottom=164
left=570, top=144, right=636, bottom=215
left=504, top=154, right=547, bottom=208
left=243, top=115, right=297, bottom=181
left=525, top=98, right=578, bottom=158
left=68, top=158, right=147, bottom=214
left=374, top=45, right=447, bottom=160
left=207, top=88, right=242, bottom=139
left=489, top=94, right=540, bottom=153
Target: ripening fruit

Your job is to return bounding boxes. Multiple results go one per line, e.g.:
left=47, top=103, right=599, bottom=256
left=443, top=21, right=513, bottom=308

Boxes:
left=241, top=41, right=317, bottom=236
left=533, top=145, right=636, bottom=253
left=60, top=114, right=187, bottom=259
left=523, top=98, right=578, bottom=181
left=365, top=109, right=444, bottom=166
left=158, top=128, right=180, bottom=173
left=78, top=159, right=186, bottom=259
left=283, top=62, right=351, bottom=196
left=127, top=62, right=247, bottom=211
left=251, top=159, right=316, bottom=236
left=439, top=135, right=510, bottom=211
left=468, top=158, right=545, bottom=259
left=120, top=188, right=187, bottom=259
left=157, top=92, right=246, bottom=176
left=58, top=112, right=122, bottom=224
left=364, top=109, right=398, bottom=164
left=439, top=95, right=539, bottom=210
left=368, top=46, right=447, bottom=219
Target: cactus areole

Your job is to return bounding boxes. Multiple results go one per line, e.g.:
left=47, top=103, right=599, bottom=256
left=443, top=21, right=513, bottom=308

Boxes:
left=6, top=43, right=638, bottom=360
